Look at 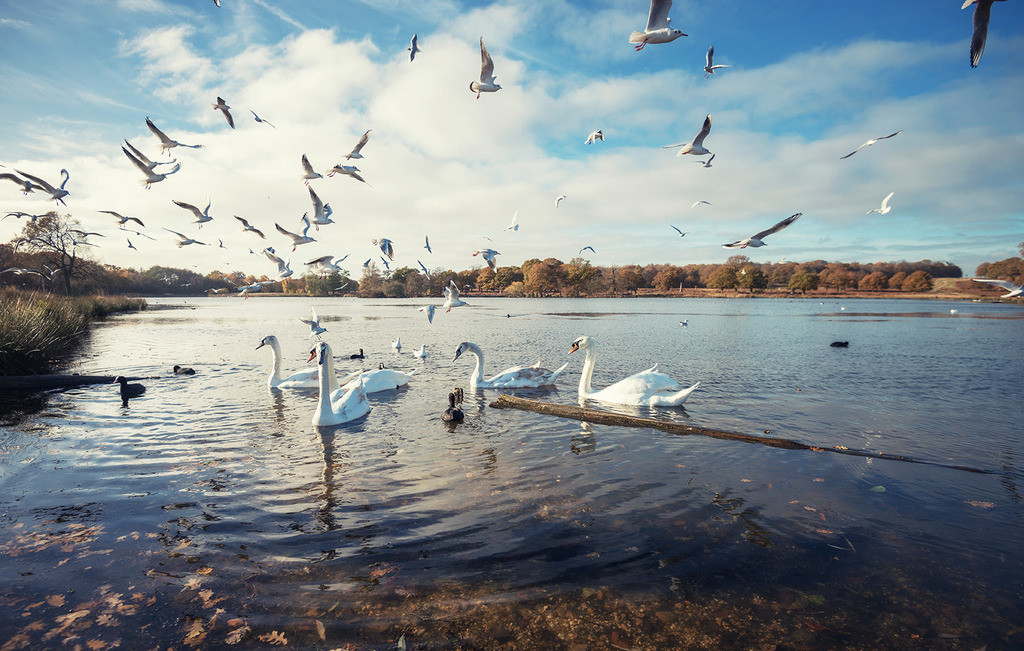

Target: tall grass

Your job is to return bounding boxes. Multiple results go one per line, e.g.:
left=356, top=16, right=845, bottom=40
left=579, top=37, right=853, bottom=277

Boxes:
left=0, top=289, right=146, bottom=375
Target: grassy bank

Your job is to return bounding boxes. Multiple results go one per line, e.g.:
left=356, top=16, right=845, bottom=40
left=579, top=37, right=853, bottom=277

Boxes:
left=0, top=289, right=146, bottom=376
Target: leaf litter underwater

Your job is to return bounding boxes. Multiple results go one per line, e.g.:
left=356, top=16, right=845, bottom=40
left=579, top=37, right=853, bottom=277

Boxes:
left=1, top=296, right=1021, bottom=650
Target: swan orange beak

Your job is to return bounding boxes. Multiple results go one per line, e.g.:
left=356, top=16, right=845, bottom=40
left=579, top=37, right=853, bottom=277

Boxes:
left=569, top=341, right=579, bottom=355
left=307, top=348, right=318, bottom=363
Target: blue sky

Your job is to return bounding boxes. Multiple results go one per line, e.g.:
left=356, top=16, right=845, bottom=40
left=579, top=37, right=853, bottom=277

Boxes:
left=1, top=0, right=1022, bottom=280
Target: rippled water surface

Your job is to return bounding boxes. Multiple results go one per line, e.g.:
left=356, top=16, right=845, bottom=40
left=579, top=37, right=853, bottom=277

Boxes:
left=2, top=296, right=1022, bottom=650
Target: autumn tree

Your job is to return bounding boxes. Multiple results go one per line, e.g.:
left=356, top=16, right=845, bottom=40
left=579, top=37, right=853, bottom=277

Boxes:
left=858, top=271, right=889, bottom=291
left=359, top=263, right=384, bottom=297
left=737, top=265, right=768, bottom=291
left=707, top=266, right=738, bottom=291
left=564, top=257, right=602, bottom=296
left=901, top=270, right=933, bottom=292
left=888, top=271, right=908, bottom=290
left=616, top=265, right=645, bottom=293
left=787, top=270, right=819, bottom=293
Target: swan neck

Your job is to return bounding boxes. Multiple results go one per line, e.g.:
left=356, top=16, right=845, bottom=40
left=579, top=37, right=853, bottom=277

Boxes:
left=467, top=343, right=485, bottom=385
left=269, top=339, right=283, bottom=382
left=579, top=345, right=596, bottom=396
left=317, top=355, right=333, bottom=417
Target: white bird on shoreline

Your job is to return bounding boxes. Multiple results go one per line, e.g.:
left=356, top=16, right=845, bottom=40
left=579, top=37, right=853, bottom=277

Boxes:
left=703, top=46, right=732, bottom=77
left=276, top=216, right=316, bottom=250
left=867, top=192, right=895, bottom=215
left=345, top=130, right=371, bottom=160
left=630, top=0, right=686, bottom=51
left=663, top=114, right=712, bottom=157
left=963, top=0, right=1007, bottom=68
left=212, top=96, right=234, bottom=128
left=147, top=117, right=202, bottom=154
left=470, top=37, right=501, bottom=98
left=840, top=130, right=902, bottom=159
left=172, top=198, right=212, bottom=227
left=122, top=146, right=180, bottom=188
left=14, top=169, right=70, bottom=205
left=392, top=336, right=402, bottom=352
left=723, top=213, right=801, bottom=249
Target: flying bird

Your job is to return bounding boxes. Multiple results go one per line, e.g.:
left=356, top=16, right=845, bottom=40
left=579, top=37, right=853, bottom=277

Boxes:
left=249, top=109, right=275, bottom=127
left=866, top=192, right=895, bottom=215
left=14, top=169, right=70, bottom=205
left=122, top=146, right=180, bottom=188
left=0, top=172, right=41, bottom=194
left=264, top=249, right=293, bottom=279
left=305, top=255, right=346, bottom=274
left=424, top=235, right=432, bottom=253
left=703, top=46, right=732, bottom=77
left=555, top=194, right=566, bottom=208
left=663, top=114, right=712, bottom=157
left=380, top=256, right=390, bottom=270
left=690, top=200, right=712, bottom=209
left=300, top=308, right=327, bottom=339
left=419, top=304, right=435, bottom=323
left=212, top=96, right=234, bottom=128
left=418, top=259, right=431, bottom=279
left=971, top=277, right=1023, bottom=298
left=696, top=153, right=715, bottom=168
left=442, top=280, right=467, bottom=312
left=275, top=216, right=316, bottom=250
left=585, top=130, right=604, bottom=145
left=126, top=238, right=137, bottom=250
left=307, top=186, right=333, bottom=229
left=470, top=37, right=501, bottom=99
left=373, top=238, right=394, bottom=260
left=124, top=140, right=177, bottom=170
left=579, top=246, right=595, bottom=255
left=326, top=164, right=368, bottom=184
left=963, top=0, right=1007, bottom=68
left=300, top=154, right=322, bottom=185
left=234, top=215, right=266, bottom=239
left=840, top=130, right=902, bottom=159
left=723, top=213, right=802, bottom=249
left=146, top=117, right=202, bottom=154
left=163, top=228, right=207, bottom=248
left=345, top=130, right=372, bottom=160
left=503, top=209, right=519, bottom=232
left=172, top=198, right=213, bottom=227
left=473, top=248, right=500, bottom=271
left=408, top=33, right=420, bottom=61
left=99, top=210, right=145, bottom=228
left=670, top=225, right=686, bottom=237
left=630, top=0, right=687, bottom=51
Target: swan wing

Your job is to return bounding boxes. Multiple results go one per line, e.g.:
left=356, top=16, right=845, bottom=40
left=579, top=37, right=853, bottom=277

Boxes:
left=591, top=368, right=680, bottom=403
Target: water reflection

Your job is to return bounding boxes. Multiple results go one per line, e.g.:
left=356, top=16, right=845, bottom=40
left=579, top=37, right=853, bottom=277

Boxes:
left=570, top=421, right=596, bottom=455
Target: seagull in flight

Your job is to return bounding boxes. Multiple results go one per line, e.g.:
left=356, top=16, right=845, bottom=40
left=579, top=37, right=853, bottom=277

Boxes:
left=703, top=46, right=732, bottom=77
left=866, top=192, right=895, bottom=215
left=424, top=235, right=432, bottom=253
left=172, top=198, right=213, bottom=227
left=630, top=0, right=686, bottom=51
left=345, top=130, right=371, bottom=160
left=442, top=280, right=467, bottom=312
left=723, top=213, right=801, bottom=249
left=473, top=248, right=500, bottom=271
left=326, top=164, right=368, bottom=184
left=99, top=210, right=145, bottom=228
left=373, top=237, right=394, bottom=260
left=696, top=153, right=715, bottom=168
left=669, top=225, right=686, bottom=237
left=690, top=200, right=712, bottom=209
left=418, top=259, right=431, bottom=279
left=305, top=255, right=347, bottom=274
left=249, top=109, right=275, bottom=128
left=963, top=0, right=1007, bottom=68
left=380, top=256, right=390, bottom=270
left=555, top=194, right=566, bottom=208
left=234, top=215, right=266, bottom=239
left=663, top=114, right=712, bottom=157
left=124, top=140, right=177, bottom=170
left=585, top=130, right=604, bottom=145
left=579, top=246, right=595, bottom=255
left=971, top=277, right=1023, bottom=298
left=264, top=249, right=293, bottom=279
left=146, top=117, right=202, bottom=154
left=300, top=308, right=327, bottom=339
left=212, top=96, right=234, bottom=128
left=470, top=37, right=501, bottom=99
left=408, top=33, right=420, bottom=61
left=419, top=304, right=435, bottom=323
left=122, top=146, right=180, bottom=188
left=840, top=130, right=902, bottom=159
left=300, top=154, right=322, bottom=185
left=275, top=216, right=316, bottom=251
left=503, top=210, right=519, bottom=232
left=0, top=172, right=41, bottom=194
left=307, top=186, right=333, bottom=229
left=14, top=169, right=70, bottom=205
left=163, top=228, right=208, bottom=248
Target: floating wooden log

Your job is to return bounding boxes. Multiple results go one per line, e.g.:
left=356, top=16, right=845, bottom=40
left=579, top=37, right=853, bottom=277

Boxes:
left=489, top=394, right=990, bottom=474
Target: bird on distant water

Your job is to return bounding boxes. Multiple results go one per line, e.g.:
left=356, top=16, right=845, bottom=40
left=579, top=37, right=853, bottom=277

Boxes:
left=408, top=33, right=421, bottom=61
left=173, top=365, right=195, bottom=375
left=840, top=130, right=901, bottom=159
left=723, top=213, right=802, bottom=249
left=963, top=0, right=1007, bottom=68
left=146, top=117, right=202, bottom=154
left=972, top=277, right=1023, bottom=298
left=115, top=376, right=146, bottom=405
left=442, top=390, right=464, bottom=423
left=663, top=114, right=712, bottom=157
left=212, top=96, right=234, bottom=128
left=703, top=46, right=732, bottom=77
left=630, top=0, right=686, bottom=51
left=470, top=37, right=501, bottom=98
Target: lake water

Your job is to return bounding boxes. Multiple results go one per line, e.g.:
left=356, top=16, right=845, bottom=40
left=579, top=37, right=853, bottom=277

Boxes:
left=1, top=296, right=1022, bottom=650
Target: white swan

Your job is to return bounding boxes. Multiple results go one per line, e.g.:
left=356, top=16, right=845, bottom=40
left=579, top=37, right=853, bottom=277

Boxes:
left=568, top=335, right=699, bottom=407
left=256, top=335, right=354, bottom=390
left=310, top=341, right=370, bottom=426
left=453, top=342, right=568, bottom=389
left=338, top=364, right=417, bottom=394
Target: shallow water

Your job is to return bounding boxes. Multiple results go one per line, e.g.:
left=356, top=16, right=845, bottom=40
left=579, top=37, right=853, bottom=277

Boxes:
left=1, top=296, right=1022, bottom=650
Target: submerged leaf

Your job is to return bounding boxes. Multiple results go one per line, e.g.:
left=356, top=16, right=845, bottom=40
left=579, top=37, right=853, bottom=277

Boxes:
left=316, top=619, right=326, bottom=641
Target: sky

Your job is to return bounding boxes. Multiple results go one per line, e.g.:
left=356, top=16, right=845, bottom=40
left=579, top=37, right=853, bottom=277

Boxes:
left=1, top=0, right=1022, bottom=281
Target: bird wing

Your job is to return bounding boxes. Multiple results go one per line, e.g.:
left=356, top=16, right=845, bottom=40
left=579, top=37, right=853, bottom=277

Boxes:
left=878, top=130, right=902, bottom=141
left=121, top=147, right=155, bottom=176
left=172, top=200, right=202, bottom=219
left=752, top=213, right=802, bottom=241
left=301, top=154, right=316, bottom=175
left=123, top=140, right=155, bottom=166
left=479, top=37, right=496, bottom=83
left=263, top=249, right=285, bottom=265
left=13, top=170, right=56, bottom=194
left=308, top=186, right=324, bottom=213
left=706, top=45, right=714, bottom=67
left=162, top=227, right=187, bottom=241
left=970, top=1, right=993, bottom=67
left=306, top=255, right=332, bottom=265
left=972, top=278, right=1019, bottom=291
left=646, top=0, right=673, bottom=30
left=691, top=114, right=712, bottom=147
left=722, top=240, right=746, bottom=249
left=222, top=107, right=234, bottom=128
left=146, top=117, right=173, bottom=144
left=350, top=130, right=371, bottom=156
left=275, top=223, right=296, bottom=238
left=670, top=224, right=683, bottom=235
left=234, top=215, right=252, bottom=228
left=880, top=192, right=894, bottom=210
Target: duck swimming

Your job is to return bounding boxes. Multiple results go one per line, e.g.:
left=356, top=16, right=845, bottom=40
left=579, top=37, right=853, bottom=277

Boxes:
left=442, top=391, right=464, bottom=422
left=173, top=365, right=195, bottom=375
left=350, top=348, right=365, bottom=359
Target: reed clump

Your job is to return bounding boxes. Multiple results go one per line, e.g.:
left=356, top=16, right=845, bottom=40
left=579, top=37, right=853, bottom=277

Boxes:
left=0, top=289, right=146, bottom=375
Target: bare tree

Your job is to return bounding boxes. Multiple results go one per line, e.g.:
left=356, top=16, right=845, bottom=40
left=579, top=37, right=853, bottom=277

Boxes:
left=9, top=212, right=91, bottom=294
